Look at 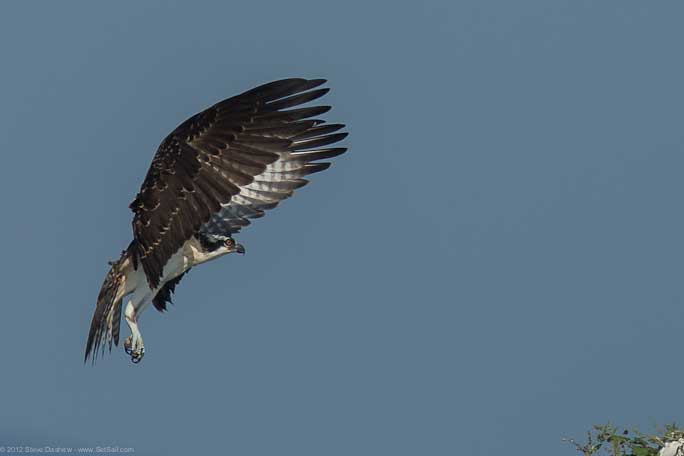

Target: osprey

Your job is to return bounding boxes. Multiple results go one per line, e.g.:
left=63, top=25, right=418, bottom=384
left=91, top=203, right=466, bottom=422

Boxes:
left=85, top=78, right=347, bottom=364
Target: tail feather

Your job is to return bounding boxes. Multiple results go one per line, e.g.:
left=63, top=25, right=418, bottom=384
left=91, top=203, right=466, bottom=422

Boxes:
left=85, top=251, right=129, bottom=363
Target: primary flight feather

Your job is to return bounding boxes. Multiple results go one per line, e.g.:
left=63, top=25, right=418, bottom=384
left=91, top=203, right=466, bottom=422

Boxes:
left=85, top=78, right=348, bottom=364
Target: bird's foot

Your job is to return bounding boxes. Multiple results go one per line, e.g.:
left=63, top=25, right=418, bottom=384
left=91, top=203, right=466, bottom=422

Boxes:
left=123, top=334, right=145, bottom=364
left=130, top=347, right=145, bottom=364
left=124, top=335, right=132, bottom=355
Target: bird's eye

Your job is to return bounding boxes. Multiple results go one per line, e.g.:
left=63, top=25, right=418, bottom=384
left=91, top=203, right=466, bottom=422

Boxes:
left=224, top=238, right=235, bottom=248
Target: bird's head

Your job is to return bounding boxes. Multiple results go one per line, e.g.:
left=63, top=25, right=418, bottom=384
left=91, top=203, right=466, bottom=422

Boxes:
left=223, top=237, right=245, bottom=255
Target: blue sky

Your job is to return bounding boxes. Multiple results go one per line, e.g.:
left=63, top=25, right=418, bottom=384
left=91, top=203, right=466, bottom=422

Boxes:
left=0, top=1, right=682, bottom=454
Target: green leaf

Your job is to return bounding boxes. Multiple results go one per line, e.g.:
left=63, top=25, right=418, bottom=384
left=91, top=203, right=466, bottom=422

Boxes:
left=631, top=446, right=656, bottom=456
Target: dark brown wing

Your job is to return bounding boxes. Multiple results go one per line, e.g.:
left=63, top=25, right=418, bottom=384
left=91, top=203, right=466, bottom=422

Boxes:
left=129, top=78, right=347, bottom=288
left=151, top=270, right=189, bottom=312
left=199, top=129, right=347, bottom=238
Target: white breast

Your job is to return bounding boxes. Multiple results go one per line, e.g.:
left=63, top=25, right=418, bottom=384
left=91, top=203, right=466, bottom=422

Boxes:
left=160, top=246, right=192, bottom=284
left=147, top=236, right=230, bottom=293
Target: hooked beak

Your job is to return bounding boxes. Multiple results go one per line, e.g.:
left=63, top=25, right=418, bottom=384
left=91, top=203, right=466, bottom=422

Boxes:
left=236, top=243, right=246, bottom=255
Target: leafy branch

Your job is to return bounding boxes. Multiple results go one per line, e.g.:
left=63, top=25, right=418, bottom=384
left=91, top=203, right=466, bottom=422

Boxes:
left=564, top=424, right=684, bottom=456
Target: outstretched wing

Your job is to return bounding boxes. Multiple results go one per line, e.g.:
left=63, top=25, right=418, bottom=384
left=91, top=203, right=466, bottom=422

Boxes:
left=198, top=115, right=347, bottom=238
left=129, top=78, right=348, bottom=288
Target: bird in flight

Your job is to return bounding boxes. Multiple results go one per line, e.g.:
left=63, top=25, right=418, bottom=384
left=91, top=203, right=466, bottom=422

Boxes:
left=85, top=78, right=348, bottom=364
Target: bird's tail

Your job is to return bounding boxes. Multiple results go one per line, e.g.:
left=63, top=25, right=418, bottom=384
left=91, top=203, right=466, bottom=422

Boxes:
left=84, top=251, right=129, bottom=363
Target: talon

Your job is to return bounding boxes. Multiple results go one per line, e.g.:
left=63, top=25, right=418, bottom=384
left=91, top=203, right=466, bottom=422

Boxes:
left=130, top=347, right=145, bottom=364
left=124, top=336, right=133, bottom=355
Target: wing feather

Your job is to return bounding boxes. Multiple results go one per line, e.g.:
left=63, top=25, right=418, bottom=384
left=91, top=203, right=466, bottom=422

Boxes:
left=152, top=271, right=189, bottom=312
left=130, top=78, right=348, bottom=288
